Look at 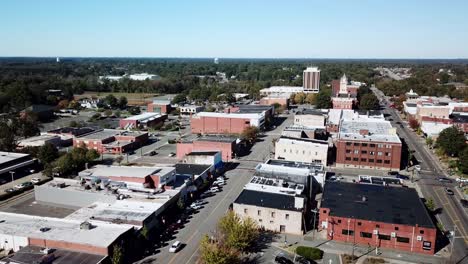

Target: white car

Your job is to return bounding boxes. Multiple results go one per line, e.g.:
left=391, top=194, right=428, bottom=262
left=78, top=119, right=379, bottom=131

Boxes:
left=31, top=178, right=41, bottom=184
left=210, top=187, right=221, bottom=192
left=414, top=165, right=421, bottom=171
left=190, top=203, right=202, bottom=210
left=456, top=177, right=468, bottom=183
left=168, top=152, right=176, bottom=157
left=14, top=184, right=24, bottom=190
left=214, top=180, right=225, bottom=185
left=169, top=241, right=182, bottom=253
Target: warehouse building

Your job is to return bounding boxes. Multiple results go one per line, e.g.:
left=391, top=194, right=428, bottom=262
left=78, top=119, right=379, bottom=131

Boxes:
left=119, top=112, right=166, bottom=130
left=73, top=129, right=148, bottom=154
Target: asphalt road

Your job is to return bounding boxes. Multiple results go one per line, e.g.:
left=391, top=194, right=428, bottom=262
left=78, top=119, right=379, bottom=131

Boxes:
left=140, top=114, right=293, bottom=264
left=372, top=87, right=468, bottom=263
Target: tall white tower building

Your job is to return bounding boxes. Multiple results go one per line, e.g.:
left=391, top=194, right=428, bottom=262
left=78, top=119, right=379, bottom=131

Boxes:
left=303, top=67, right=320, bottom=93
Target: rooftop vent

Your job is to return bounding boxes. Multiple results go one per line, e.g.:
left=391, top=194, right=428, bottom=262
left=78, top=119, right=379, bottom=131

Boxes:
left=362, top=196, right=367, bottom=202
left=80, top=221, right=94, bottom=230
left=40, top=227, right=51, bottom=232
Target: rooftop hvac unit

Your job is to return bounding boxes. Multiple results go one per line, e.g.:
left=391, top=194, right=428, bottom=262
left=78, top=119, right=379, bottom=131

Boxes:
left=391, top=232, right=396, bottom=238
left=373, top=230, right=379, bottom=235
left=417, top=236, right=423, bottom=241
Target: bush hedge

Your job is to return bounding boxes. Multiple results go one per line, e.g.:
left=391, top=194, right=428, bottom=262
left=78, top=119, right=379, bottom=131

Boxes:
left=295, top=246, right=324, bottom=260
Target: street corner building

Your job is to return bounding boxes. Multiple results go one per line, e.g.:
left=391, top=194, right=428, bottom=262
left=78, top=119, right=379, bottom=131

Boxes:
left=318, top=182, right=437, bottom=255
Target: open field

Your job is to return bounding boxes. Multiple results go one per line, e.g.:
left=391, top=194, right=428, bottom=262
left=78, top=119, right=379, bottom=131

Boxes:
left=74, top=92, right=158, bottom=106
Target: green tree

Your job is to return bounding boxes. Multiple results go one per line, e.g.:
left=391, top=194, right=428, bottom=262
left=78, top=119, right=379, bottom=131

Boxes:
left=104, top=109, right=113, bottom=117
left=115, top=155, right=124, bottom=165
left=86, top=149, right=100, bottom=161
left=118, top=96, right=128, bottom=109
left=172, top=93, right=187, bottom=105
left=218, top=211, right=259, bottom=252
left=111, top=244, right=123, bottom=264
left=305, top=93, right=317, bottom=105
left=241, top=126, right=260, bottom=143
left=315, top=90, right=332, bottom=109
left=408, top=117, right=420, bottom=130
left=436, top=126, right=466, bottom=157
left=0, top=121, right=17, bottom=152
left=458, top=147, right=468, bottom=174
left=128, top=106, right=141, bottom=115
left=425, top=137, right=434, bottom=147
left=104, top=94, right=118, bottom=108
left=200, top=235, right=240, bottom=264
left=425, top=198, right=435, bottom=212
left=294, top=93, right=306, bottom=104
left=359, top=93, right=380, bottom=110
left=37, top=143, right=59, bottom=164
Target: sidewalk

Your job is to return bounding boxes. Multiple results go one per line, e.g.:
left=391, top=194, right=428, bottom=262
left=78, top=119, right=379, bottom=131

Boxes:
left=272, top=232, right=444, bottom=264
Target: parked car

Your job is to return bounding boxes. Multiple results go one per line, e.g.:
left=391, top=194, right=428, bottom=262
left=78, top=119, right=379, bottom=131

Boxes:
left=21, top=182, right=33, bottom=188
left=200, top=192, right=213, bottom=198
left=275, top=255, right=294, bottom=264
left=168, top=241, right=182, bottom=253
left=438, top=177, right=453, bottom=183
left=445, top=188, right=454, bottom=195
left=456, top=177, right=468, bottom=183
left=168, top=152, right=176, bottom=157
left=388, top=171, right=399, bottom=177
left=213, top=180, right=225, bottom=186
left=414, top=165, right=421, bottom=171
left=295, top=256, right=313, bottom=264
left=396, top=174, right=409, bottom=180
left=5, top=188, right=16, bottom=193
left=149, top=151, right=157, bottom=156
left=14, top=184, right=24, bottom=190
left=460, top=199, right=468, bottom=208
left=209, top=186, right=221, bottom=193
left=190, top=203, right=202, bottom=210
left=31, top=178, right=41, bottom=184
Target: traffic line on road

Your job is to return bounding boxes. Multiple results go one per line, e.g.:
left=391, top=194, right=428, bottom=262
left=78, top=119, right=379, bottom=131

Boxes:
left=434, top=188, right=468, bottom=243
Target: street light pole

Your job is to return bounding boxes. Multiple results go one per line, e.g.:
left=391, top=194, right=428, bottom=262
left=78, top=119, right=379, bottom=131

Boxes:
left=9, top=171, right=15, bottom=183
left=311, top=209, right=318, bottom=239
left=449, top=225, right=456, bottom=263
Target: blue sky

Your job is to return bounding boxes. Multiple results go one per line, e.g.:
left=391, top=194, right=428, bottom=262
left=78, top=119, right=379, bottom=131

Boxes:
left=1, top=0, right=467, bottom=58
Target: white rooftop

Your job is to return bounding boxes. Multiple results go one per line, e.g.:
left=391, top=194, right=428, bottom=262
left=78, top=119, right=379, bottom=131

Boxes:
left=122, top=112, right=164, bottom=122
left=304, top=67, right=320, bottom=72
left=0, top=152, right=30, bottom=164
left=339, top=119, right=401, bottom=143
left=79, top=165, right=175, bottom=179
left=421, top=122, right=452, bottom=137
left=18, top=134, right=60, bottom=144
left=255, top=163, right=310, bottom=177
left=0, top=212, right=133, bottom=249
left=245, top=176, right=304, bottom=196
left=327, top=109, right=344, bottom=125
left=260, top=86, right=304, bottom=92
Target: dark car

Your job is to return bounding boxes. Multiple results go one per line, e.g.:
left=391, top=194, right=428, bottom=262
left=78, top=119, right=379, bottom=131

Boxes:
left=396, top=174, right=409, bottom=180
left=438, top=177, right=453, bottom=183
left=275, top=255, right=294, bottom=264
left=149, top=151, right=157, bottom=156
left=445, top=188, right=454, bottom=195
left=295, top=256, right=313, bottom=264
left=388, top=171, right=399, bottom=176
left=460, top=199, right=468, bottom=208
left=5, top=188, right=16, bottom=193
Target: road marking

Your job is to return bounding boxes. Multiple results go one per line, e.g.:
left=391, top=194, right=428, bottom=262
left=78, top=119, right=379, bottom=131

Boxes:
left=434, top=188, right=468, bottom=243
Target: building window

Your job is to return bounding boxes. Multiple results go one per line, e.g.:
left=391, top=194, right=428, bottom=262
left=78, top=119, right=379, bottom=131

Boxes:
left=370, top=144, right=376, bottom=148
left=280, top=225, right=286, bottom=232
left=386, top=145, right=392, bottom=148
left=259, top=219, right=262, bottom=222
left=385, top=152, right=391, bottom=156
left=346, top=142, right=352, bottom=146
left=354, top=150, right=359, bottom=154
left=353, top=158, right=358, bottom=161
left=346, top=149, right=351, bottom=154
left=361, top=150, right=367, bottom=154
left=378, top=234, right=391, bottom=240
left=271, top=212, right=275, bottom=218
left=397, top=237, right=410, bottom=243
left=257, top=210, right=261, bottom=216
left=378, top=144, right=383, bottom=148
left=395, top=226, right=399, bottom=231
left=342, top=229, right=354, bottom=236
left=377, top=152, right=383, bottom=156
left=338, top=220, right=342, bottom=224
left=384, top=160, right=390, bottom=164
left=369, top=151, right=375, bottom=155
left=357, top=222, right=362, bottom=226
left=303, top=150, right=305, bottom=154
left=315, top=152, right=318, bottom=156
left=323, top=210, right=327, bottom=213
left=284, top=149, right=286, bottom=153
left=377, top=160, right=382, bottom=163
left=346, top=157, right=351, bottom=161
left=376, top=224, right=380, bottom=228
left=360, top=232, right=372, bottom=238
left=361, top=158, right=367, bottom=162
left=369, top=159, right=374, bottom=162
left=290, top=149, right=292, bottom=153
left=362, top=143, right=368, bottom=147
left=285, top=214, right=289, bottom=220
left=354, top=143, right=360, bottom=146
left=244, top=209, right=248, bottom=214
left=420, top=230, right=424, bottom=234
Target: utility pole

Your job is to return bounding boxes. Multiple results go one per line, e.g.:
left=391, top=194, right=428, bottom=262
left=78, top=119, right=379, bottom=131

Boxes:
left=449, top=225, right=456, bottom=263
left=9, top=171, right=15, bottom=183
left=311, top=209, right=318, bottom=239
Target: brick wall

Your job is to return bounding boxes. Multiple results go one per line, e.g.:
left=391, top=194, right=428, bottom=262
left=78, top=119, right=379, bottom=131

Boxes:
left=336, top=140, right=402, bottom=170
left=191, top=116, right=250, bottom=134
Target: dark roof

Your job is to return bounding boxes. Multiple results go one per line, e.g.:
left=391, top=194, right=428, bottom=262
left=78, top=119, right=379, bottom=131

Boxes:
left=48, top=127, right=96, bottom=136
left=24, top=104, right=55, bottom=113
left=198, top=135, right=238, bottom=143
left=452, top=114, right=468, bottom=123
left=187, top=151, right=219, bottom=156
left=321, top=182, right=435, bottom=228
left=356, top=110, right=382, bottom=116
left=235, top=104, right=273, bottom=113
left=234, top=189, right=302, bottom=211
left=4, top=246, right=105, bottom=264
left=175, top=163, right=211, bottom=175
left=296, top=108, right=324, bottom=116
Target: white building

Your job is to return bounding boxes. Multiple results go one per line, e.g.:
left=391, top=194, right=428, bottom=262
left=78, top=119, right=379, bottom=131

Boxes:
left=259, top=86, right=305, bottom=98
left=303, top=67, right=320, bottom=93
left=275, top=137, right=329, bottom=165
left=79, top=98, right=101, bottom=109
left=233, top=176, right=305, bottom=235
left=128, top=73, right=160, bottom=81
left=179, top=105, right=205, bottom=114
left=18, top=134, right=62, bottom=148
left=294, top=109, right=326, bottom=127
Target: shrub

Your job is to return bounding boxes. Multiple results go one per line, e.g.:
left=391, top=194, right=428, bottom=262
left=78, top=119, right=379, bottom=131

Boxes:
left=295, top=246, right=324, bottom=260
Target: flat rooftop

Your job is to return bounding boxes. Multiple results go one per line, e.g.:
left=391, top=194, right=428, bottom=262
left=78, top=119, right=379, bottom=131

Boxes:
left=0, top=212, right=133, bottom=248
left=321, top=182, right=435, bottom=228
left=186, top=151, right=219, bottom=156
left=266, top=159, right=324, bottom=171
left=122, top=112, right=164, bottom=121
left=235, top=189, right=301, bottom=211
left=3, top=246, right=106, bottom=264
left=197, top=135, right=238, bottom=143
left=48, top=127, right=96, bottom=136
left=296, top=109, right=324, bottom=116
left=175, top=164, right=211, bottom=175
left=79, top=165, right=175, bottom=178
left=19, top=134, right=60, bottom=144
left=339, top=119, right=401, bottom=143
left=194, top=112, right=264, bottom=119
left=0, top=151, right=30, bottom=164
left=278, top=136, right=329, bottom=145
left=245, top=176, right=304, bottom=196
left=79, top=129, right=146, bottom=140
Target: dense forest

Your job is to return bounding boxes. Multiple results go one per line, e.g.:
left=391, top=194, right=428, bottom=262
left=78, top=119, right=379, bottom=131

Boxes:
left=0, top=58, right=467, bottom=113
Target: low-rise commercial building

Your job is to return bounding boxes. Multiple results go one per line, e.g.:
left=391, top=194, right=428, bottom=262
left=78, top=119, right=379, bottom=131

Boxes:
left=294, top=109, right=326, bottom=127
left=234, top=176, right=306, bottom=235
left=147, top=99, right=172, bottom=114
left=177, top=136, right=239, bottom=161
left=119, top=112, right=166, bottom=129
left=73, top=129, right=148, bottom=154
left=274, top=137, right=329, bottom=165
left=319, top=182, right=436, bottom=255
left=180, top=105, right=204, bottom=114
left=191, top=112, right=265, bottom=134
left=182, top=151, right=223, bottom=170
left=281, top=125, right=327, bottom=140
left=260, top=86, right=305, bottom=98
left=336, top=114, right=401, bottom=171
left=0, top=151, right=35, bottom=178
left=18, top=134, right=62, bottom=148
left=47, top=127, right=97, bottom=146
left=259, top=96, right=289, bottom=108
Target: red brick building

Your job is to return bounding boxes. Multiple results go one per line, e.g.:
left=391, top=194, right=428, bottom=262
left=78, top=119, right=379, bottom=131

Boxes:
left=336, top=119, right=402, bottom=171
left=452, top=114, right=468, bottom=133
left=319, top=182, right=437, bottom=255
left=191, top=112, right=265, bottom=135
left=147, top=100, right=172, bottom=114
left=73, top=129, right=148, bottom=154
left=177, top=136, right=238, bottom=161
left=259, top=97, right=289, bottom=108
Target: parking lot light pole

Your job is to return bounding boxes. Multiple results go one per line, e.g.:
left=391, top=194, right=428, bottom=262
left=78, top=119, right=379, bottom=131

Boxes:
left=9, top=171, right=15, bottom=183
left=311, top=209, right=318, bottom=239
